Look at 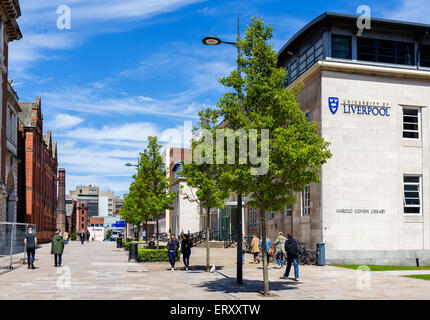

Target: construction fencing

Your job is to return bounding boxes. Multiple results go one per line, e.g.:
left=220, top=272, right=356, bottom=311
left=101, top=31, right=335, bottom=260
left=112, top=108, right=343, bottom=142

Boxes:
left=0, top=222, right=36, bottom=271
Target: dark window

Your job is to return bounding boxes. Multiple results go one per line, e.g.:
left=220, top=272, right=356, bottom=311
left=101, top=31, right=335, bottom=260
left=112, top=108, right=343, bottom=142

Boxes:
left=403, top=108, right=420, bottom=139
left=306, top=111, right=310, bottom=122
left=403, top=175, right=421, bottom=214
left=357, top=38, right=414, bottom=65
left=420, top=45, right=430, bottom=67
left=331, top=35, right=352, bottom=59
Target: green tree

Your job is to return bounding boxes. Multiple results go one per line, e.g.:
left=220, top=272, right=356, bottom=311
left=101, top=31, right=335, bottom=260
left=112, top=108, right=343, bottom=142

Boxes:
left=214, top=17, right=332, bottom=296
left=182, top=108, right=232, bottom=272
left=137, top=136, right=176, bottom=248
left=120, top=186, right=143, bottom=239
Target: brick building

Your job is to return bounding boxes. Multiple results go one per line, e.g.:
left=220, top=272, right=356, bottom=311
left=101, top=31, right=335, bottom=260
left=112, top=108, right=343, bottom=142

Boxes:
left=76, top=202, right=88, bottom=234
left=0, top=0, right=22, bottom=223
left=56, top=168, right=66, bottom=231
left=65, top=198, right=76, bottom=234
left=17, top=97, right=58, bottom=243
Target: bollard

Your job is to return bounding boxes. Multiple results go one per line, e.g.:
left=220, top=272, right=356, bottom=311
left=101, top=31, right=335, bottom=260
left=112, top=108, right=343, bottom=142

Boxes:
left=129, top=242, right=138, bottom=262
left=116, top=238, right=121, bottom=248
left=316, top=242, right=325, bottom=266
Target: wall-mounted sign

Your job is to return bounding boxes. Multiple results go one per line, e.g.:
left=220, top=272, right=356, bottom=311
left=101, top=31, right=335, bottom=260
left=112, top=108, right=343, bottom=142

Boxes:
left=329, top=97, right=390, bottom=117
left=336, top=208, right=385, bottom=214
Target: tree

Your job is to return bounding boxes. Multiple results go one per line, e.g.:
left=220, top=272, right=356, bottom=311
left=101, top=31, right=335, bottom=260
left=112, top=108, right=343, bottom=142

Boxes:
left=120, top=188, right=142, bottom=239
left=137, top=136, right=176, bottom=248
left=182, top=108, right=232, bottom=272
left=213, top=17, right=332, bottom=296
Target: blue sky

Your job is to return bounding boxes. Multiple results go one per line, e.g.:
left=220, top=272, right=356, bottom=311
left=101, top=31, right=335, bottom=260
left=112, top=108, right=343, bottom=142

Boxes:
left=10, top=0, right=429, bottom=196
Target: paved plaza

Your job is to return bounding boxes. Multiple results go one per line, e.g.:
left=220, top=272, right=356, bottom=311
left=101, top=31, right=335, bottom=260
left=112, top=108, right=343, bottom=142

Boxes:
left=1, top=241, right=430, bottom=299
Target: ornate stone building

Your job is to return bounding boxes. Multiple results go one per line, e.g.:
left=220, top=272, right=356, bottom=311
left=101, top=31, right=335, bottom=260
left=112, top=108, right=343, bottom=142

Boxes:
left=0, top=0, right=22, bottom=222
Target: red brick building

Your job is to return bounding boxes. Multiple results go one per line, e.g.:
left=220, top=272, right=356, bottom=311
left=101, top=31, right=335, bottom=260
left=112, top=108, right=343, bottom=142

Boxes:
left=76, top=202, right=88, bottom=234
left=0, top=0, right=22, bottom=223
left=17, top=97, right=58, bottom=243
left=89, top=216, right=104, bottom=227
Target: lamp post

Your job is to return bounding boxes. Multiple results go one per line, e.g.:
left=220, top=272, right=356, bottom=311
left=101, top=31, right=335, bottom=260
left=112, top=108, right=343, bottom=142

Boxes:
left=202, top=16, right=243, bottom=285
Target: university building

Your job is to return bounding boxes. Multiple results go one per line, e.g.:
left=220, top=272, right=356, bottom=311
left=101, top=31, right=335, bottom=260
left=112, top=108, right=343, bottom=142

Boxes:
left=261, top=12, right=430, bottom=265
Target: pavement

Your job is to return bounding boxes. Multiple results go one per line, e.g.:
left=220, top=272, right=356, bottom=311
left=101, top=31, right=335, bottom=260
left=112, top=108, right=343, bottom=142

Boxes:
left=1, top=241, right=430, bottom=299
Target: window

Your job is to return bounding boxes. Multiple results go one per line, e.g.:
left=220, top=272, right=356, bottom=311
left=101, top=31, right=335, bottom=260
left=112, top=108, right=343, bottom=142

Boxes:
left=331, top=35, right=352, bottom=59
left=357, top=38, right=415, bottom=66
left=284, top=205, right=292, bottom=218
left=420, top=45, right=430, bottom=67
left=248, top=208, right=257, bottom=229
left=82, top=216, right=84, bottom=222
left=302, top=185, right=310, bottom=216
left=403, top=108, right=420, bottom=139
left=403, top=175, right=421, bottom=215
left=268, top=212, right=275, bottom=220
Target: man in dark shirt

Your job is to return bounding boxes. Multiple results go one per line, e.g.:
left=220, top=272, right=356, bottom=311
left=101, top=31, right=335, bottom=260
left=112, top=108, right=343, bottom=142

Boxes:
left=24, top=227, right=37, bottom=269
left=284, top=233, right=299, bottom=281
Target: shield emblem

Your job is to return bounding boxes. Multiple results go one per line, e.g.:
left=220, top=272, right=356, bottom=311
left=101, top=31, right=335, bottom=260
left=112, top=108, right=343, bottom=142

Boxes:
left=329, top=97, right=339, bottom=114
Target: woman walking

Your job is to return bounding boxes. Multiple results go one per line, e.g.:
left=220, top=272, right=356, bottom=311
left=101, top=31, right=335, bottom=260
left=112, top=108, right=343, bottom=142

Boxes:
left=250, top=234, right=261, bottom=263
left=51, top=231, right=65, bottom=267
left=167, top=233, right=179, bottom=271
left=181, top=234, right=193, bottom=270
left=273, top=232, right=287, bottom=269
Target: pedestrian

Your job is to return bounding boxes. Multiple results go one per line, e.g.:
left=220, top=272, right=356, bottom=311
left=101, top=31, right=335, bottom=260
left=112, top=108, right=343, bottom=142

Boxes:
left=142, top=230, right=146, bottom=241
left=187, top=230, right=191, bottom=237
left=86, top=230, right=90, bottom=242
left=250, top=234, right=260, bottom=263
left=24, top=226, right=37, bottom=269
left=284, top=233, right=299, bottom=281
left=51, top=230, right=65, bottom=267
left=241, top=234, right=248, bottom=264
left=273, top=232, right=287, bottom=269
left=181, top=234, right=193, bottom=270
left=63, top=230, right=69, bottom=245
left=148, top=237, right=156, bottom=247
left=260, top=237, right=272, bottom=265
left=180, top=229, right=184, bottom=239
left=80, top=231, right=85, bottom=245
left=167, top=233, right=179, bottom=271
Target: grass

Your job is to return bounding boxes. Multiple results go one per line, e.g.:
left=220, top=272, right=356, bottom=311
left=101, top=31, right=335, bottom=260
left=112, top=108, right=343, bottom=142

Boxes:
left=332, top=265, right=430, bottom=271
left=403, top=275, right=430, bottom=281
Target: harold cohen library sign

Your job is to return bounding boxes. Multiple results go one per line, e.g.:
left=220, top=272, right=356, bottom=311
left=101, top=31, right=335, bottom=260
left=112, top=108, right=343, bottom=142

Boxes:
left=336, top=208, right=385, bottom=214
left=329, top=97, right=390, bottom=117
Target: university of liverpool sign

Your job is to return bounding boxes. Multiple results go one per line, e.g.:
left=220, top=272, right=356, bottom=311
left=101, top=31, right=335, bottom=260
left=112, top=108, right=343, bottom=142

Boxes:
left=329, top=97, right=390, bottom=117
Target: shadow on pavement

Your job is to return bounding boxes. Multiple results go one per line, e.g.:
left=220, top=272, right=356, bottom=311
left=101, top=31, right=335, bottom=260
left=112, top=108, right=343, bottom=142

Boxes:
left=166, top=265, right=225, bottom=271
left=195, top=275, right=298, bottom=294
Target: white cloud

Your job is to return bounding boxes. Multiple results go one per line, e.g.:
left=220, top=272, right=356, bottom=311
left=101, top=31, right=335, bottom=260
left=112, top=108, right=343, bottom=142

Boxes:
left=47, top=114, right=84, bottom=130
left=381, top=0, right=430, bottom=24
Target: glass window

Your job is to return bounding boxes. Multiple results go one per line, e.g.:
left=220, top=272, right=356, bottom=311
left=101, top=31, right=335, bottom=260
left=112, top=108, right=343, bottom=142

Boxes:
left=403, top=108, right=420, bottom=139
left=357, top=38, right=415, bottom=65
left=403, top=175, right=421, bottom=214
left=284, top=205, right=292, bottom=218
left=302, top=185, right=310, bottom=216
left=331, top=35, right=352, bottom=59
left=248, top=207, right=257, bottom=229
left=420, top=45, right=430, bottom=67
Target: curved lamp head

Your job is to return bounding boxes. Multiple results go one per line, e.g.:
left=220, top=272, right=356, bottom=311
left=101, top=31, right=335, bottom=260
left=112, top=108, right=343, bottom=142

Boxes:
left=202, top=36, right=222, bottom=46
left=124, top=163, right=132, bottom=167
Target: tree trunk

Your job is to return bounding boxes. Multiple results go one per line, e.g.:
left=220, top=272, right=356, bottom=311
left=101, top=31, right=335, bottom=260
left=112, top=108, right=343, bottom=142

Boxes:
left=156, top=219, right=159, bottom=249
left=145, top=220, right=148, bottom=243
left=260, top=205, right=269, bottom=296
left=206, top=207, right=210, bottom=272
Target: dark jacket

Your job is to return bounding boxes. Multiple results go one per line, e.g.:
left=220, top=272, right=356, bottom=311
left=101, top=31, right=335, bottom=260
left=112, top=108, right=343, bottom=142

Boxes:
left=285, top=238, right=299, bottom=258
left=51, top=235, right=65, bottom=255
left=181, top=239, right=193, bottom=255
left=167, top=239, right=179, bottom=252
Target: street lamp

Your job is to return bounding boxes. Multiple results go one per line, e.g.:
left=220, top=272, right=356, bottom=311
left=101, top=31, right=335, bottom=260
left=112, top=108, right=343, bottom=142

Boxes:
left=124, top=163, right=139, bottom=167
left=202, top=16, right=243, bottom=285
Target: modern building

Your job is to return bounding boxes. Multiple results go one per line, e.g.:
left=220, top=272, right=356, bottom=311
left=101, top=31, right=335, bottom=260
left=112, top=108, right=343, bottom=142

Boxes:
left=69, top=185, right=99, bottom=217
left=0, top=0, right=22, bottom=223
left=113, top=196, right=123, bottom=215
left=99, top=191, right=114, bottom=216
left=17, top=97, right=58, bottom=243
left=268, top=12, right=430, bottom=265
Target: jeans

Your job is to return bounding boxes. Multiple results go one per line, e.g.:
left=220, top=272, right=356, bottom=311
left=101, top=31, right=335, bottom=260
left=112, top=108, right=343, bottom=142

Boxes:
left=242, top=250, right=245, bottom=263
left=284, top=257, right=299, bottom=279
left=54, top=254, right=62, bottom=266
left=80, top=238, right=85, bottom=244
left=183, top=252, right=190, bottom=269
left=253, top=253, right=259, bottom=262
left=26, top=248, right=35, bottom=266
left=169, top=251, right=176, bottom=268
left=276, top=252, right=284, bottom=268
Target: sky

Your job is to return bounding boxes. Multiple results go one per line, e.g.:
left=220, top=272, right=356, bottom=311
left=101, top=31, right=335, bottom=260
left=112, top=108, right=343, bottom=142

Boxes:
left=9, top=0, right=430, bottom=196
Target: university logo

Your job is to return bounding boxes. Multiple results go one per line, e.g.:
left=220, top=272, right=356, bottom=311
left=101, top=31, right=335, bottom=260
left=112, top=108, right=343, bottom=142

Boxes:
left=329, top=97, right=339, bottom=114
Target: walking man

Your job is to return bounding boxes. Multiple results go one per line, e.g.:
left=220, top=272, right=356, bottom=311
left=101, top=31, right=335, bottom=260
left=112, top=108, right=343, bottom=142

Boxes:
left=273, top=232, right=287, bottom=269
left=167, top=233, right=179, bottom=271
left=80, top=231, right=85, bottom=245
left=181, top=234, right=193, bottom=270
left=250, top=234, right=260, bottom=263
left=24, top=226, right=37, bottom=269
left=51, top=231, right=65, bottom=267
left=284, top=233, right=299, bottom=281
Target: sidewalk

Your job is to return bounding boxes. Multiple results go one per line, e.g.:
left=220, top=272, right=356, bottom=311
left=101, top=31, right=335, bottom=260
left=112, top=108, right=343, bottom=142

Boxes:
left=1, top=241, right=430, bottom=299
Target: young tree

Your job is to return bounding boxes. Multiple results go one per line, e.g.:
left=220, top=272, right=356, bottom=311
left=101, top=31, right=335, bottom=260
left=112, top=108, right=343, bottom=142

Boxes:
left=120, top=187, right=142, bottom=239
left=182, top=108, right=232, bottom=272
left=214, top=17, right=332, bottom=296
left=137, top=136, right=176, bottom=248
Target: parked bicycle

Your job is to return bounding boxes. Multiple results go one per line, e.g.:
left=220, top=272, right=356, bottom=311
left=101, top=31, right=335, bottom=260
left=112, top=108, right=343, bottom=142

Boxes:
left=297, top=242, right=317, bottom=265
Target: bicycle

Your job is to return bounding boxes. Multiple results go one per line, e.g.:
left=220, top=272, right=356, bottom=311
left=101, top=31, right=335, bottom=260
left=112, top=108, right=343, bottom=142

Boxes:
left=298, top=242, right=317, bottom=265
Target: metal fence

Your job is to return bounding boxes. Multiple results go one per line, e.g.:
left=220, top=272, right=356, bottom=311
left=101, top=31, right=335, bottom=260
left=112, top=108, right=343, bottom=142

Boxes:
left=0, top=222, right=36, bottom=271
